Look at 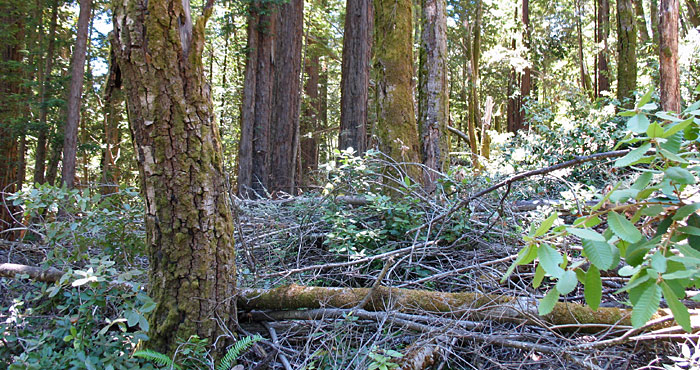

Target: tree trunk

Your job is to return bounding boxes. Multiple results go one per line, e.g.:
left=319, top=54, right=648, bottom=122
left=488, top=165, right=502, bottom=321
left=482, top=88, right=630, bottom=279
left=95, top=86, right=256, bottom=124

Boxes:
left=520, top=0, right=531, bottom=130
left=659, top=0, right=680, bottom=112
left=577, top=0, right=594, bottom=99
left=651, top=0, right=661, bottom=44
left=339, top=0, right=373, bottom=155
left=300, top=44, right=320, bottom=186
left=374, top=0, right=422, bottom=179
left=617, top=0, right=638, bottom=108
left=596, top=0, right=611, bottom=97
left=101, top=43, right=124, bottom=194
left=34, top=0, right=59, bottom=185
left=418, top=0, right=449, bottom=188
left=688, top=0, right=700, bottom=27
left=0, top=0, right=27, bottom=237
left=635, top=0, right=651, bottom=43
left=112, top=0, right=237, bottom=355
left=238, top=5, right=276, bottom=197
left=269, top=0, right=304, bottom=196
left=61, top=0, right=92, bottom=189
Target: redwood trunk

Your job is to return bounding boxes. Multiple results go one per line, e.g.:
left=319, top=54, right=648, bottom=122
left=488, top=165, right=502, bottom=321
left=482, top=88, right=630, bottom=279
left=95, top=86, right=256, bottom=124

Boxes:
left=339, top=0, right=373, bottom=154
left=300, top=49, right=320, bottom=185
left=659, top=0, right=680, bottom=112
left=112, top=0, right=237, bottom=354
left=617, top=0, right=638, bottom=108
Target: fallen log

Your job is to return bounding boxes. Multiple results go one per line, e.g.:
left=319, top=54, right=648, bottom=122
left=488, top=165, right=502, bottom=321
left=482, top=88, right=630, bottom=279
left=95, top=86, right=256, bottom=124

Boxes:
left=0, top=263, right=64, bottom=283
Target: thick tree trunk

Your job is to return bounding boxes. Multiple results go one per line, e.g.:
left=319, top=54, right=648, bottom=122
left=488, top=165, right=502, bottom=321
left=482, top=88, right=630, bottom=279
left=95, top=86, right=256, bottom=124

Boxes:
left=0, top=0, right=27, bottom=237
left=112, top=0, right=237, bottom=355
left=374, top=0, right=422, bottom=178
left=660, top=0, right=680, bottom=112
left=269, top=0, right=304, bottom=196
left=635, top=0, right=651, bottom=43
left=596, top=0, right=611, bottom=97
left=61, top=0, right=92, bottom=189
left=238, top=6, right=276, bottom=197
left=418, top=0, right=449, bottom=188
left=617, top=0, right=638, bottom=108
left=339, top=0, right=373, bottom=155
left=300, top=47, right=320, bottom=185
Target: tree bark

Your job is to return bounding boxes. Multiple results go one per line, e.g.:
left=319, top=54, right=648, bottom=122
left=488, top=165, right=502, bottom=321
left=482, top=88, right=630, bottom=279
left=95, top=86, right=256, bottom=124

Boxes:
left=651, top=0, right=661, bottom=45
left=659, top=0, right=680, bottom=112
left=617, top=0, right=638, bottom=108
left=61, top=0, right=92, bottom=189
left=101, top=43, right=124, bottom=194
left=269, top=0, right=304, bottom=195
left=300, top=45, right=320, bottom=185
left=520, top=0, right=531, bottom=130
left=688, top=0, right=700, bottom=27
left=418, top=0, right=449, bottom=188
left=112, top=0, right=237, bottom=355
left=577, top=0, right=594, bottom=99
left=635, top=0, right=651, bottom=43
left=595, top=0, right=611, bottom=97
left=374, top=0, right=422, bottom=178
left=339, top=0, right=372, bottom=155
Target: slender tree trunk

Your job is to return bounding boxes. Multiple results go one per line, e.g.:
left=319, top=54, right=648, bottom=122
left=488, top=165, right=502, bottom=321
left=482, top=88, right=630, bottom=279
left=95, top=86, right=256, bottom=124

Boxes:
left=520, top=0, right=531, bottom=130
left=269, top=0, right=303, bottom=195
left=0, top=0, right=27, bottom=236
left=635, top=0, right=651, bottom=43
left=617, top=0, right=638, bottom=108
left=659, top=0, right=680, bottom=112
left=418, top=0, right=449, bottom=188
left=577, top=0, right=594, bottom=99
left=467, top=0, right=483, bottom=167
left=61, top=0, right=92, bottom=188
left=339, top=0, right=373, bottom=154
left=300, top=44, right=320, bottom=185
left=374, top=0, right=422, bottom=179
left=651, top=0, right=661, bottom=44
left=112, top=0, right=237, bottom=355
left=101, top=44, right=123, bottom=194
left=319, top=62, right=329, bottom=163
left=596, top=0, right=611, bottom=97
left=688, top=0, right=700, bottom=27
left=506, top=4, right=518, bottom=132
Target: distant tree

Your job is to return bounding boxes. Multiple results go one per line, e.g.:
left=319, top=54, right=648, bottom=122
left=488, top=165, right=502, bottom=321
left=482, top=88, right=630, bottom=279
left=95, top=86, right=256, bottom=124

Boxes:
left=617, top=0, right=638, bottom=108
left=61, top=0, right=92, bottom=188
left=659, top=0, right=680, bottom=111
left=634, top=0, right=650, bottom=43
left=339, top=0, right=373, bottom=155
left=419, top=0, right=449, bottom=185
left=111, top=0, right=236, bottom=355
left=374, top=0, right=421, bottom=177
left=300, top=40, right=321, bottom=185
left=595, top=0, right=611, bottom=97
left=688, top=0, right=700, bottom=28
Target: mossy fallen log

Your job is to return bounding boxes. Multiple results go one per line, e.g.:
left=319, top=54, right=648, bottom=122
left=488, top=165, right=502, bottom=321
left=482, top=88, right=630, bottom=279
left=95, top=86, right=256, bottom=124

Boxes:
left=238, top=284, right=654, bottom=329
left=0, top=263, right=64, bottom=283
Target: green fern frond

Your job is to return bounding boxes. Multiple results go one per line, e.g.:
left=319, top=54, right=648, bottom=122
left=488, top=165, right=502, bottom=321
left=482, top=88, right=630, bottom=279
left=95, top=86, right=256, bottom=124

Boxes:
left=216, top=334, right=263, bottom=370
left=133, top=349, right=182, bottom=369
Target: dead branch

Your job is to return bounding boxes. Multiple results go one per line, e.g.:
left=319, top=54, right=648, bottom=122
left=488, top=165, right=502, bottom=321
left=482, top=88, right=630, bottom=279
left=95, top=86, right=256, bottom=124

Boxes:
left=0, top=263, right=63, bottom=283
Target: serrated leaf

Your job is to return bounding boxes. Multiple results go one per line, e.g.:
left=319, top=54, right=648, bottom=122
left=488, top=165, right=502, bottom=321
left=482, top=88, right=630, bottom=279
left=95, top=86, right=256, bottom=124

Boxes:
left=538, top=244, right=565, bottom=278
left=647, top=122, right=664, bottom=138
left=567, top=227, right=606, bottom=242
left=618, top=265, right=640, bottom=276
left=584, top=266, right=602, bottom=311
left=665, top=167, right=696, bottom=185
left=556, top=270, right=578, bottom=295
left=631, top=172, right=654, bottom=190
left=615, top=143, right=652, bottom=167
left=582, top=239, right=614, bottom=270
left=631, top=283, right=661, bottom=328
left=534, top=213, right=558, bottom=237
left=533, top=264, right=545, bottom=288
left=660, top=281, right=692, bottom=332
left=660, top=132, right=683, bottom=153
left=627, top=114, right=650, bottom=133
left=538, top=288, right=560, bottom=316
left=608, top=211, right=642, bottom=243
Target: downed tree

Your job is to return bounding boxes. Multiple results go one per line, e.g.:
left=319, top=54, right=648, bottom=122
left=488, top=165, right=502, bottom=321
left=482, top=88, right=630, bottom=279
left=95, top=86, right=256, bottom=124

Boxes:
left=0, top=263, right=63, bottom=283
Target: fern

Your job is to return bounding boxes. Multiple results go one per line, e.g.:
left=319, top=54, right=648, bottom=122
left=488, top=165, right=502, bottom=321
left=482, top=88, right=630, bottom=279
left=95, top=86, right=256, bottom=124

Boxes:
left=216, top=334, right=263, bottom=370
left=133, top=349, right=181, bottom=369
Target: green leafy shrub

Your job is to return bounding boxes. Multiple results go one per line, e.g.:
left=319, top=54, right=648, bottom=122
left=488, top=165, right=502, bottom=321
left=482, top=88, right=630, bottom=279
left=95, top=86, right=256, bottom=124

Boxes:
left=504, top=93, right=700, bottom=331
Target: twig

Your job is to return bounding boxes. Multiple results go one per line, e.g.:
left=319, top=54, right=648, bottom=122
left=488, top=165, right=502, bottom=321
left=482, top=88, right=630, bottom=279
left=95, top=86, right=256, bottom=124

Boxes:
left=356, top=257, right=395, bottom=310
left=261, top=322, right=293, bottom=370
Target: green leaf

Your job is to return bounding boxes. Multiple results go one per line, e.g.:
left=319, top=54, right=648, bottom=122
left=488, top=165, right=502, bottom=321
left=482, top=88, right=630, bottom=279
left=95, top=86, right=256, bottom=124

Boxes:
left=631, top=283, right=661, bottom=328
left=660, top=132, right=683, bottom=154
left=584, top=266, right=602, bottom=311
left=125, top=310, right=140, bottom=327
left=660, top=281, right=692, bottom=332
left=665, top=167, right=696, bottom=185
left=608, top=211, right=642, bottom=243
left=663, top=117, right=694, bottom=138
left=501, top=244, right=538, bottom=282
left=662, top=269, right=697, bottom=280
left=678, top=226, right=700, bottom=236
left=538, top=244, right=565, bottom=278
left=538, top=288, right=560, bottom=316
left=582, top=239, right=615, bottom=270
left=650, top=252, right=667, bottom=273
left=626, top=114, right=650, bottom=133
left=556, top=270, right=578, bottom=295
left=673, top=203, right=700, bottom=221
left=567, top=227, right=606, bottom=242
left=631, top=172, right=654, bottom=190
left=534, top=213, right=558, bottom=237
left=656, top=111, right=683, bottom=122
left=533, top=264, right=545, bottom=288
left=615, top=143, right=652, bottom=167
left=646, top=122, right=664, bottom=138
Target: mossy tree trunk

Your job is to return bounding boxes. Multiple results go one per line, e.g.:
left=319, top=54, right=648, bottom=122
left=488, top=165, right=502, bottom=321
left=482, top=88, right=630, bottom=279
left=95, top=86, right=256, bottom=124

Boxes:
left=339, top=0, right=373, bottom=155
left=595, top=0, right=611, bottom=97
left=418, top=0, right=449, bottom=188
left=617, top=0, right=638, bottom=108
left=374, top=0, right=422, bottom=179
left=112, top=0, right=236, bottom=355
left=634, top=0, right=651, bottom=43
left=659, top=0, right=680, bottom=112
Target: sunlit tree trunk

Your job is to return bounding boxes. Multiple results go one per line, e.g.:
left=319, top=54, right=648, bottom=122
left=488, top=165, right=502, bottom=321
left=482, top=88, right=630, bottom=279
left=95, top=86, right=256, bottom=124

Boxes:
left=34, top=0, right=58, bottom=185
left=635, top=0, right=651, bottom=43
left=520, top=0, right=531, bottom=130
left=651, top=0, right=661, bottom=43
left=617, top=0, right=638, bottom=108
left=659, top=0, right=680, bottom=112
left=595, top=0, right=611, bottom=97
left=418, top=0, right=449, bottom=188
left=112, top=0, right=236, bottom=355
left=577, top=0, right=594, bottom=99
left=101, top=44, right=124, bottom=194
left=61, top=0, right=92, bottom=189
left=467, top=0, right=483, bottom=167
left=374, top=0, right=422, bottom=179
left=506, top=4, right=518, bottom=132
left=339, top=0, right=372, bottom=154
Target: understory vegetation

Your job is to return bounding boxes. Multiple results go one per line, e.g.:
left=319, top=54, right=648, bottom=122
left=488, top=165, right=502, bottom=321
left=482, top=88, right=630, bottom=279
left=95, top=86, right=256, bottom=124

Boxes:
left=1, top=96, right=699, bottom=369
